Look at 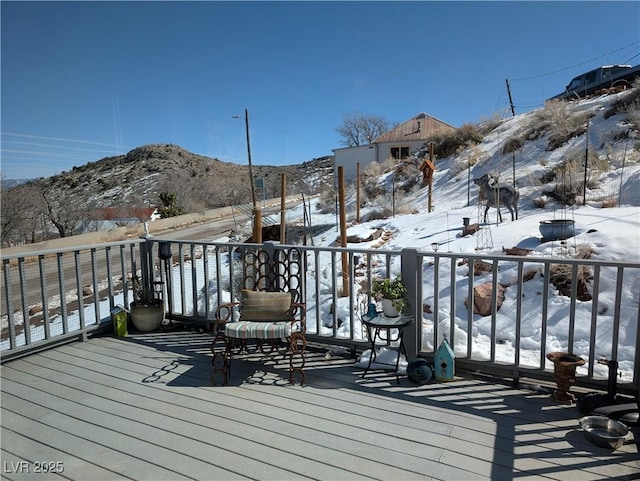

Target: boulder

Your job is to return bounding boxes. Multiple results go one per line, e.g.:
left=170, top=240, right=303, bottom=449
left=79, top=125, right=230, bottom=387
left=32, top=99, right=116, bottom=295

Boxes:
left=465, top=282, right=506, bottom=316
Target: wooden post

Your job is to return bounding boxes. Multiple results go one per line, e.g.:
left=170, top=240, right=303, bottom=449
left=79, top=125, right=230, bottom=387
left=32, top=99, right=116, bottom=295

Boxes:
left=356, top=162, right=361, bottom=223
left=428, top=143, right=435, bottom=213
left=583, top=115, right=591, bottom=206
left=253, top=208, right=262, bottom=244
left=338, top=166, right=349, bottom=297
left=280, top=173, right=286, bottom=244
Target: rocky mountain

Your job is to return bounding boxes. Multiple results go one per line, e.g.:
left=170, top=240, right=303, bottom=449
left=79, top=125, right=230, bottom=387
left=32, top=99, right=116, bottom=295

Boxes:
left=0, top=179, right=30, bottom=189
left=20, top=144, right=335, bottom=211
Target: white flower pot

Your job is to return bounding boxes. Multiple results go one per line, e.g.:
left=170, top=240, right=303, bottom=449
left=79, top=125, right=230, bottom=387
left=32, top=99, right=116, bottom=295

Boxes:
left=381, top=298, right=400, bottom=317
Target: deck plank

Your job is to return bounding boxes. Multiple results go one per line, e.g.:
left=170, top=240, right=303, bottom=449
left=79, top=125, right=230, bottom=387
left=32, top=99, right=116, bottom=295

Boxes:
left=1, top=330, right=638, bottom=481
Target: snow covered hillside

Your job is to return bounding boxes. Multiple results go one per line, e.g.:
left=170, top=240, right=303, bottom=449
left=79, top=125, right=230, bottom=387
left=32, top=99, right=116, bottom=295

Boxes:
left=294, top=89, right=640, bottom=381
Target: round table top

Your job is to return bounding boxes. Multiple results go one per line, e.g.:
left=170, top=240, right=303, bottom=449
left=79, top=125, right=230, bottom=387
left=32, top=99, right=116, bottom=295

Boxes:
left=361, top=314, right=413, bottom=329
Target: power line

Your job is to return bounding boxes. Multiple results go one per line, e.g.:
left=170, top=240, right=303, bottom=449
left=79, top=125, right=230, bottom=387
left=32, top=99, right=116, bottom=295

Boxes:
left=250, top=115, right=327, bottom=151
left=510, top=41, right=640, bottom=82
left=1, top=132, right=129, bottom=149
left=513, top=101, right=546, bottom=110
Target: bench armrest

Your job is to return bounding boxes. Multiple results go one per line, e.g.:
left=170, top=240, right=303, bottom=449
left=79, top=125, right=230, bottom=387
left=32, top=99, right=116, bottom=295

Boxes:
left=215, top=302, right=240, bottom=323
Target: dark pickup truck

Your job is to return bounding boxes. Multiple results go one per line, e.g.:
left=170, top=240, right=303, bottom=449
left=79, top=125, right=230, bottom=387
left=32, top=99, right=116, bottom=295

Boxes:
left=549, top=64, right=640, bottom=101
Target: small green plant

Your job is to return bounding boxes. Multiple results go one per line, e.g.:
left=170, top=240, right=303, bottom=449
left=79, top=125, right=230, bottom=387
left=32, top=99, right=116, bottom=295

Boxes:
left=157, top=191, right=184, bottom=218
left=371, top=277, right=410, bottom=312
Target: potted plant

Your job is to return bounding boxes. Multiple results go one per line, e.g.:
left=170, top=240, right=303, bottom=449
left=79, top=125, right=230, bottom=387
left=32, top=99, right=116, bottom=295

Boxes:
left=371, top=277, right=409, bottom=317
left=129, top=275, right=165, bottom=332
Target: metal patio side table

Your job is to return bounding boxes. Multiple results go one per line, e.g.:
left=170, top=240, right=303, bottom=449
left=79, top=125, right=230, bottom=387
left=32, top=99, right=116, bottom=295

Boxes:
left=360, top=314, right=414, bottom=384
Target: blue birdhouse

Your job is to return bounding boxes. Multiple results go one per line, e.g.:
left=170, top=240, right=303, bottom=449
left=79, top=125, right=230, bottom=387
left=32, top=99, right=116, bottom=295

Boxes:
left=434, top=338, right=455, bottom=382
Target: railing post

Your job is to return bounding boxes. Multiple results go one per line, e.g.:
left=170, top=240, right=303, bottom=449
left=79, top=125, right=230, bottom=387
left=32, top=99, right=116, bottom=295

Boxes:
left=634, top=295, right=640, bottom=390
left=401, top=248, right=419, bottom=360
left=140, top=239, right=155, bottom=295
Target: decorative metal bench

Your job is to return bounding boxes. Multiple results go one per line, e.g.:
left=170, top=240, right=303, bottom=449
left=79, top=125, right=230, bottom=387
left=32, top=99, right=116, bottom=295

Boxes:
left=210, top=245, right=306, bottom=385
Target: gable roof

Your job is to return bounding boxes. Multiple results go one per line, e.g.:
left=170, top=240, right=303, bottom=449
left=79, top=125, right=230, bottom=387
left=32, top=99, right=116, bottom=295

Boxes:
left=374, top=112, right=456, bottom=143
left=88, top=207, right=156, bottom=221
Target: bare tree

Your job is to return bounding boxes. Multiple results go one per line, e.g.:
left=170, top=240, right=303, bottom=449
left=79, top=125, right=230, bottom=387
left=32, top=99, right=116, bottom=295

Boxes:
left=1, top=185, right=45, bottom=246
left=40, top=188, right=90, bottom=238
left=336, top=113, right=392, bottom=147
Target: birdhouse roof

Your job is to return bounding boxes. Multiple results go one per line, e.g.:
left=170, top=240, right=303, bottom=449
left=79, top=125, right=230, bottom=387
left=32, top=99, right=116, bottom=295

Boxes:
left=435, top=338, right=455, bottom=358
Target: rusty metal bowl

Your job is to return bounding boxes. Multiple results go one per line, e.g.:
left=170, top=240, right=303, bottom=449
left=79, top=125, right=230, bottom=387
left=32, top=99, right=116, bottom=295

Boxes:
left=579, top=416, right=629, bottom=449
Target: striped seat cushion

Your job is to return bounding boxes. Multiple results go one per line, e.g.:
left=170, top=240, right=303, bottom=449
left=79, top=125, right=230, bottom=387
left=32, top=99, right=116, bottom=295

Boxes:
left=225, top=320, right=300, bottom=340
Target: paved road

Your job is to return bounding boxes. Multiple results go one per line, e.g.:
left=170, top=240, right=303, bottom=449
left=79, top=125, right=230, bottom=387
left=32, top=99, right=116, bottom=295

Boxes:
left=156, top=214, right=241, bottom=242
left=156, top=204, right=284, bottom=242
left=1, top=202, right=294, bottom=319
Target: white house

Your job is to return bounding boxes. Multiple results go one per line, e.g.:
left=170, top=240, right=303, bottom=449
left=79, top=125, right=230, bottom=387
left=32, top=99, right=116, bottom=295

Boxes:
left=333, top=112, right=456, bottom=182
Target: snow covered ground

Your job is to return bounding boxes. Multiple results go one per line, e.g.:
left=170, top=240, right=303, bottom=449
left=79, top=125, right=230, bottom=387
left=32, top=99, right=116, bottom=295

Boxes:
left=284, top=91, right=640, bottom=380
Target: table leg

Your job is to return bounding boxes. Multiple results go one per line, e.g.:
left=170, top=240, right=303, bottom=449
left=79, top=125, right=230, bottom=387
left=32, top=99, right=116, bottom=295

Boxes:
left=394, top=330, right=408, bottom=385
left=362, top=325, right=379, bottom=378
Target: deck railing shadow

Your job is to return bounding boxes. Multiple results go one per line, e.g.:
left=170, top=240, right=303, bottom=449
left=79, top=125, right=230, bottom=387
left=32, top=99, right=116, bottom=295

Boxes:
left=346, top=364, right=639, bottom=479
left=47, top=324, right=638, bottom=480
left=209, top=333, right=640, bottom=479
left=123, top=328, right=215, bottom=387
left=347, top=364, right=639, bottom=480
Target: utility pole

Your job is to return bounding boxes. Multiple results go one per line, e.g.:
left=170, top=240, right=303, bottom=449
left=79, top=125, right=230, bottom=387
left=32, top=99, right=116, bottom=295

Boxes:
left=505, top=79, right=515, bottom=116
left=234, top=109, right=261, bottom=241
left=243, top=109, right=257, bottom=210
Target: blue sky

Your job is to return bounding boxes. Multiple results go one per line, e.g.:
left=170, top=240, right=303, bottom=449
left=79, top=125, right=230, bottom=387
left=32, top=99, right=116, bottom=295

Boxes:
left=1, top=1, right=639, bottom=179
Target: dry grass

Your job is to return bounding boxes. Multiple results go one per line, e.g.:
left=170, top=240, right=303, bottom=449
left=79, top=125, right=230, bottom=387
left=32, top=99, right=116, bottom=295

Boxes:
left=450, top=144, right=484, bottom=177
left=532, top=197, right=547, bottom=208
left=572, top=243, right=596, bottom=259
left=604, top=79, right=640, bottom=130
left=501, top=137, right=524, bottom=155
left=538, top=150, right=610, bottom=205
left=427, top=122, right=483, bottom=158
left=600, top=196, right=618, bottom=208
left=549, top=263, right=593, bottom=301
left=532, top=100, right=592, bottom=150
left=316, top=187, right=337, bottom=214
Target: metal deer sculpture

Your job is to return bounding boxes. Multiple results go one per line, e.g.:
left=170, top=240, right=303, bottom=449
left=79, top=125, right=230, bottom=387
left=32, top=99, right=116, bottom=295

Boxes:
left=473, top=173, right=519, bottom=223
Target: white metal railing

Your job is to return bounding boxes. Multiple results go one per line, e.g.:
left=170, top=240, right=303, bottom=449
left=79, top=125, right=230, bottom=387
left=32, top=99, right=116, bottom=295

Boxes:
left=1, top=239, right=144, bottom=360
left=2, top=237, right=639, bottom=396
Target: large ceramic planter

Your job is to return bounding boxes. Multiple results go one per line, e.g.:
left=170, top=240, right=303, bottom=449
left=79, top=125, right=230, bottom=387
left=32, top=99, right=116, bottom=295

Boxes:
left=539, top=219, right=575, bottom=241
left=130, top=303, right=164, bottom=332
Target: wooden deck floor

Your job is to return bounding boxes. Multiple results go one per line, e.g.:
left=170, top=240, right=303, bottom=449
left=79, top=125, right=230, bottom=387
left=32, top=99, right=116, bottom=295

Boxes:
left=1, top=329, right=638, bottom=481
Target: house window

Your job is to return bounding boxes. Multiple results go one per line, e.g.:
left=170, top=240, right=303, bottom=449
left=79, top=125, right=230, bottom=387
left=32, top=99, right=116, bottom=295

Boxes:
left=390, top=146, right=409, bottom=159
